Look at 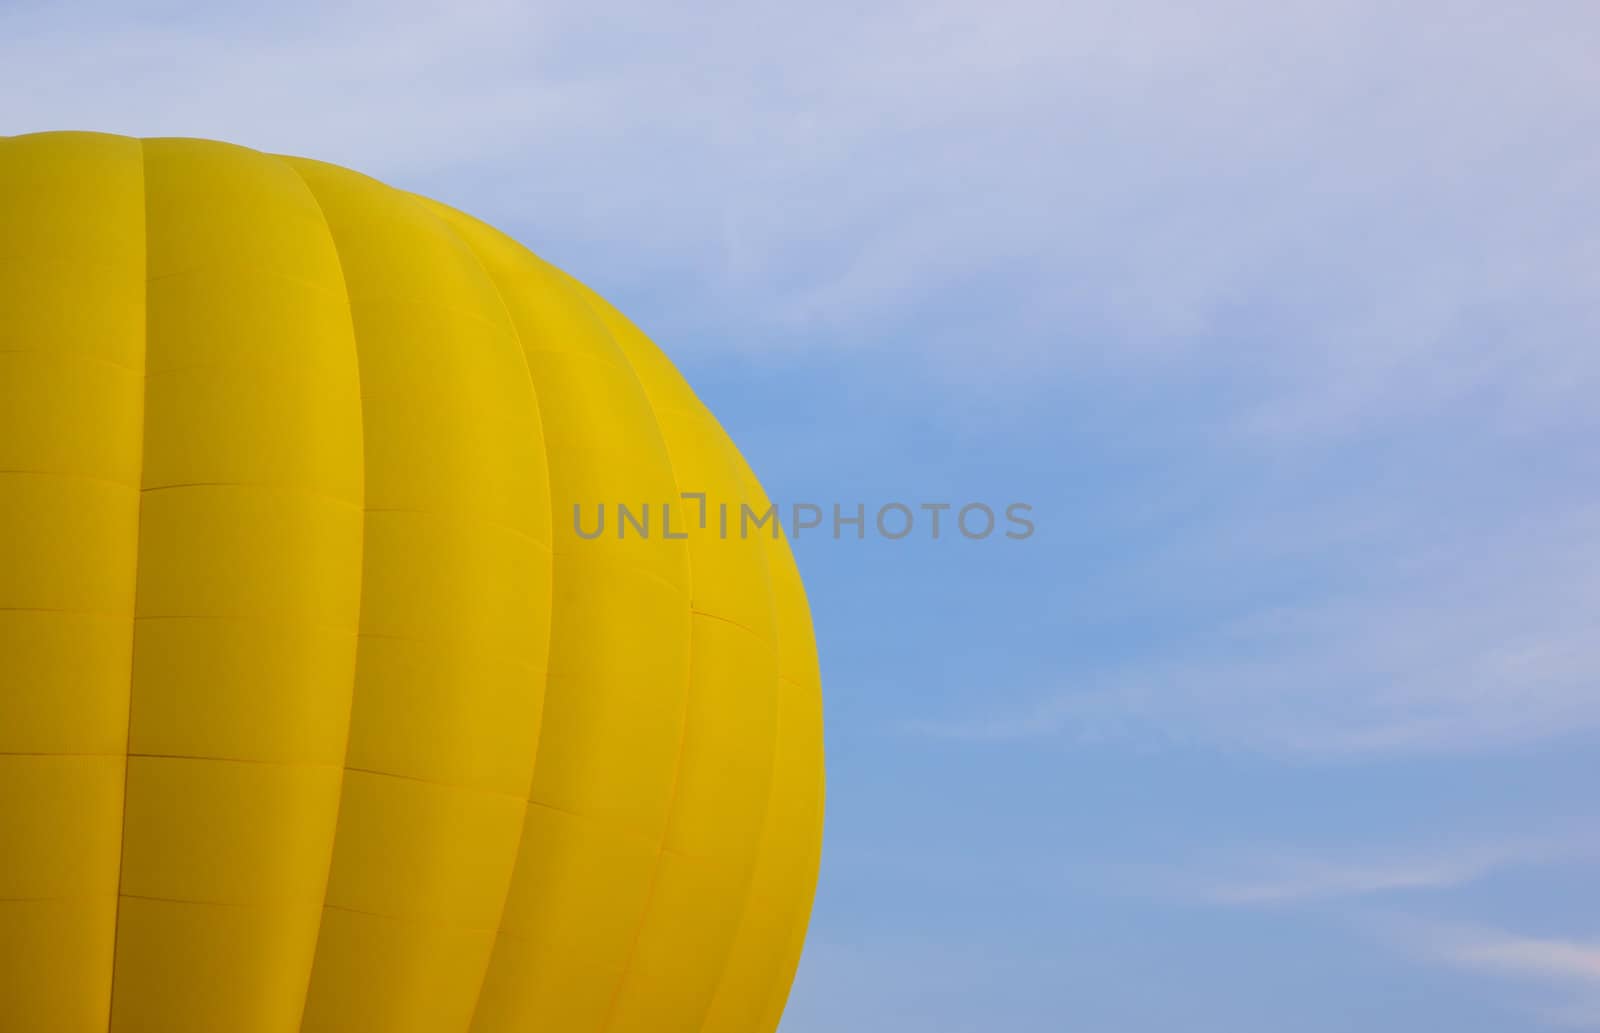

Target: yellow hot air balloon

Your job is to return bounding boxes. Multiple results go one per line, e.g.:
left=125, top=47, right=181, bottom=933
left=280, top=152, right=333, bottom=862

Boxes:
left=0, top=131, right=824, bottom=1033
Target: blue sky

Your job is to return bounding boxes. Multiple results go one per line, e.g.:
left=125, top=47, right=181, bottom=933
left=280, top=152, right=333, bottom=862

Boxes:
left=6, top=1, right=1600, bottom=1028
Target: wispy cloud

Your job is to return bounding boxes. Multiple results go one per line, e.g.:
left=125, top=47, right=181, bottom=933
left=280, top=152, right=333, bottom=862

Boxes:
left=1193, top=843, right=1600, bottom=1025
left=2, top=0, right=1597, bottom=425
left=1199, top=836, right=1590, bottom=905
left=1386, top=919, right=1600, bottom=1029
left=1440, top=931, right=1600, bottom=984
left=907, top=501, right=1600, bottom=757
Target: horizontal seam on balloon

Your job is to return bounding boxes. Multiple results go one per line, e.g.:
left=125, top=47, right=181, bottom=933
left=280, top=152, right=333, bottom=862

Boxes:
left=0, top=750, right=125, bottom=759
left=0, top=893, right=119, bottom=903
left=358, top=628, right=544, bottom=653
left=0, top=347, right=143, bottom=374
left=132, top=615, right=359, bottom=635
left=363, top=507, right=552, bottom=547
left=145, top=265, right=344, bottom=296
left=0, top=469, right=140, bottom=490
left=126, top=753, right=344, bottom=770
left=353, top=631, right=543, bottom=667
left=657, top=845, right=731, bottom=865
left=517, top=344, right=629, bottom=371
left=483, top=921, right=640, bottom=953
left=118, top=891, right=326, bottom=911
left=87, top=753, right=537, bottom=800
left=317, top=901, right=502, bottom=933
left=0, top=606, right=133, bottom=618
left=0, top=251, right=138, bottom=272
left=341, top=765, right=537, bottom=803
left=139, top=481, right=363, bottom=508
left=143, top=359, right=364, bottom=379
left=342, top=292, right=509, bottom=333
left=517, top=794, right=589, bottom=822
left=548, top=549, right=692, bottom=598
left=517, top=793, right=667, bottom=838
left=690, top=608, right=766, bottom=639
left=138, top=614, right=359, bottom=631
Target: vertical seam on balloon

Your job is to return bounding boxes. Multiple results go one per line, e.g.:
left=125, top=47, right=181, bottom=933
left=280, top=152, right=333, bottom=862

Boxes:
left=415, top=201, right=559, bottom=1031
left=396, top=213, right=687, bottom=1033
left=578, top=288, right=697, bottom=1033
left=755, top=768, right=826, bottom=1033
left=764, top=767, right=828, bottom=1033
left=272, top=153, right=367, bottom=1033
left=693, top=457, right=787, bottom=1033
left=103, top=131, right=149, bottom=1033
left=756, top=681, right=826, bottom=1028
left=732, top=447, right=825, bottom=1033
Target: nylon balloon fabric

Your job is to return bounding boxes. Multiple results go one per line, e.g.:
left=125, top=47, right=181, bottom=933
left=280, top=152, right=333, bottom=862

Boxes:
left=0, top=131, right=824, bottom=1033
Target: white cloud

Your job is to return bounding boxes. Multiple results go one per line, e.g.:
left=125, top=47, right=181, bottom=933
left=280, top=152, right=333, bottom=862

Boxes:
left=908, top=499, right=1600, bottom=756
left=1388, top=919, right=1600, bottom=1029
left=1443, top=932, right=1600, bottom=984
left=12, top=3, right=1600, bottom=763
left=1199, top=836, right=1589, bottom=905
left=2, top=0, right=1597, bottom=427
